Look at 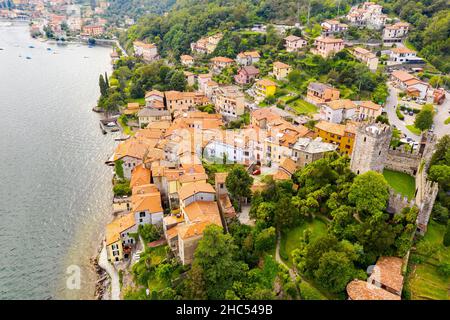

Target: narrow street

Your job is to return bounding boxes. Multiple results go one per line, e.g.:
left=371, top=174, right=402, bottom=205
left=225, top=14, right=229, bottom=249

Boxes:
left=98, top=244, right=120, bottom=300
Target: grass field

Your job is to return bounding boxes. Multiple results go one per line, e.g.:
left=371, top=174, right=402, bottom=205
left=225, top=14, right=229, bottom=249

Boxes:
left=445, top=117, right=450, bottom=125
left=406, top=125, right=422, bottom=135
left=382, top=169, right=416, bottom=199
left=288, top=99, right=318, bottom=115
left=280, top=218, right=328, bottom=266
left=408, top=221, right=450, bottom=300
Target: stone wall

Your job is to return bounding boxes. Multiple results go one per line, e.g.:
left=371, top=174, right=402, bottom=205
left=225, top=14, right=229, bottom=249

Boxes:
left=385, top=149, right=421, bottom=175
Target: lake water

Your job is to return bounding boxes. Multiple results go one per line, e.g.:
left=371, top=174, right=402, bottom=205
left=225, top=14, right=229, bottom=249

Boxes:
left=0, top=22, right=117, bottom=299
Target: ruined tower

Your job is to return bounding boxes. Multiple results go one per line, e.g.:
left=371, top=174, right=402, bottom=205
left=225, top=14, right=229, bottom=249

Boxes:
left=350, top=122, right=392, bottom=175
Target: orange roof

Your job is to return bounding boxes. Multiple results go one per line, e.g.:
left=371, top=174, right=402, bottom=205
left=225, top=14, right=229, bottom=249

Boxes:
left=181, top=163, right=206, bottom=174
left=178, top=221, right=213, bottom=240
left=325, top=99, right=356, bottom=110
left=132, top=191, right=163, bottom=213
left=215, top=172, right=228, bottom=184
left=315, top=120, right=346, bottom=136
left=180, top=54, right=194, bottom=61
left=273, top=61, right=291, bottom=69
left=316, top=36, right=344, bottom=44
left=273, top=170, right=291, bottom=181
left=369, top=256, right=404, bottom=293
left=244, top=51, right=260, bottom=58
left=165, top=90, right=197, bottom=101
left=183, top=201, right=221, bottom=223
left=179, top=173, right=208, bottom=184
left=347, top=280, right=401, bottom=300
left=391, top=70, right=415, bottom=82
left=134, top=40, right=156, bottom=49
left=358, top=101, right=381, bottom=111
left=391, top=47, right=415, bottom=54
left=132, top=184, right=159, bottom=195
left=130, top=164, right=151, bottom=189
left=106, top=212, right=136, bottom=245
left=178, top=181, right=215, bottom=201
left=211, top=56, right=234, bottom=63
left=166, top=226, right=179, bottom=239
left=257, top=78, right=278, bottom=87
left=284, top=35, right=303, bottom=42
left=279, top=157, right=298, bottom=175
left=145, top=90, right=164, bottom=98
left=113, top=137, right=151, bottom=161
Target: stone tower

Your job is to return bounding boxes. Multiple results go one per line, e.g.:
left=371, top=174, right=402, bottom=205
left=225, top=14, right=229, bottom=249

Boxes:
left=350, top=122, right=392, bottom=175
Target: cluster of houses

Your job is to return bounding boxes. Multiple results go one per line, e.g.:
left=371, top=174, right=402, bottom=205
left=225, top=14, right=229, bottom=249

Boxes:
left=5, top=0, right=111, bottom=39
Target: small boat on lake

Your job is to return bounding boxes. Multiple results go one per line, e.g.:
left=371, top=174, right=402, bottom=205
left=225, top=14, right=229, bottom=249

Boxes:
left=28, top=45, right=34, bottom=48
left=26, top=56, right=32, bottom=59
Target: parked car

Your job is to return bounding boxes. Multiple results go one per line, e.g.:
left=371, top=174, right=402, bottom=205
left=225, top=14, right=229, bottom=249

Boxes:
left=408, top=111, right=414, bottom=116
left=252, top=169, right=261, bottom=175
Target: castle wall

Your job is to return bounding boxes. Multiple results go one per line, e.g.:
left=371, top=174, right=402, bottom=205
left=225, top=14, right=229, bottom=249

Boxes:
left=385, top=149, right=421, bottom=175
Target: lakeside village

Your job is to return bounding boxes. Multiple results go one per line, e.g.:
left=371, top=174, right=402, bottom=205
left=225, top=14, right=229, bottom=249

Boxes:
left=0, top=0, right=123, bottom=43
left=6, top=1, right=448, bottom=300
left=94, top=5, right=450, bottom=301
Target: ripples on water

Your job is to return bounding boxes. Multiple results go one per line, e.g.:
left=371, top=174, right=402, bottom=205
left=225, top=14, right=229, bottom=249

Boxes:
left=0, top=22, right=117, bottom=299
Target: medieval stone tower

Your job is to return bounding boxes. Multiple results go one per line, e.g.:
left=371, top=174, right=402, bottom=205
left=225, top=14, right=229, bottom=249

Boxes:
left=350, top=122, right=392, bottom=175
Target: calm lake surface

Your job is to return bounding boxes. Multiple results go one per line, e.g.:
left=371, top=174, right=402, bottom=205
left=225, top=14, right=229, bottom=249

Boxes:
left=0, top=22, right=117, bottom=299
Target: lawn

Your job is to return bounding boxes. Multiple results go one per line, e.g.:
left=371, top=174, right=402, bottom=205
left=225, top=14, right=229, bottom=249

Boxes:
left=288, top=99, right=318, bottom=115
left=299, top=281, right=328, bottom=300
left=382, top=169, right=416, bottom=199
left=118, top=115, right=135, bottom=136
left=406, top=125, right=422, bottom=135
left=408, top=221, right=450, bottom=300
left=280, top=218, right=328, bottom=267
left=126, top=97, right=146, bottom=105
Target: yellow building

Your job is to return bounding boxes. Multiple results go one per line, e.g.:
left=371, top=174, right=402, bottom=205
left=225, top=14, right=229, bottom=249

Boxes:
left=273, top=61, right=292, bottom=80
left=106, top=212, right=137, bottom=262
left=314, top=121, right=356, bottom=156
left=255, top=79, right=277, bottom=97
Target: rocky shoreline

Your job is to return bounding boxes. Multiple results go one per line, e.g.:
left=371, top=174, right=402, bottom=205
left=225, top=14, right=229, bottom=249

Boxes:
left=92, top=241, right=110, bottom=300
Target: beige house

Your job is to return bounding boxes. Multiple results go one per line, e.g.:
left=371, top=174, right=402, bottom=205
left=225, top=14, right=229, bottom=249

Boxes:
left=355, top=101, right=383, bottom=121
left=106, top=212, right=137, bottom=262
left=312, top=36, right=344, bottom=58
left=284, top=35, right=307, bottom=52
left=210, top=56, right=234, bottom=74
left=180, top=54, right=194, bottom=67
left=165, top=91, right=209, bottom=115
left=352, top=47, right=378, bottom=71
left=214, top=85, right=245, bottom=119
left=144, top=90, right=165, bottom=109
left=137, top=109, right=171, bottom=128
left=290, top=137, right=338, bottom=168
left=273, top=61, right=292, bottom=80
left=184, top=71, right=196, bottom=87
left=133, top=41, right=159, bottom=62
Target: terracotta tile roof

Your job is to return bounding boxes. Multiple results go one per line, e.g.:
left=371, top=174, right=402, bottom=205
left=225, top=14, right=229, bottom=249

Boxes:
left=178, top=181, right=215, bottom=201
left=132, top=184, right=159, bottom=196
left=113, top=137, right=151, bottom=161
left=130, top=164, right=151, bottom=189
left=218, top=194, right=236, bottom=218
left=183, top=201, right=221, bottom=223
left=215, top=172, right=228, bottom=184
left=178, top=221, right=212, bottom=240
left=181, top=163, right=206, bottom=174
left=391, top=70, right=415, bottom=82
left=180, top=54, right=194, bottom=61
left=240, top=65, right=260, bottom=75
left=369, top=256, right=404, bottom=293
left=166, top=226, right=179, bottom=239
left=284, top=35, right=303, bottom=42
left=132, top=191, right=163, bottom=213
left=358, top=101, right=382, bottom=111
left=315, top=120, right=346, bottom=136
left=198, top=73, right=212, bottom=79
left=273, top=170, right=291, bottom=181
left=211, top=56, right=234, bottom=63
left=347, top=279, right=400, bottom=300
left=256, top=78, right=278, bottom=87
left=325, top=99, right=356, bottom=110
left=145, top=90, right=164, bottom=98
left=273, top=61, right=291, bottom=69
left=315, top=36, right=344, bottom=44
left=244, top=51, right=260, bottom=58
left=134, top=41, right=156, bottom=49
left=105, top=212, right=136, bottom=245
left=179, top=173, right=208, bottom=184
left=280, top=157, right=298, bottom=175
left=353, top=47, right=370, bottom=55
left=391, top=47, right=415, bottom=54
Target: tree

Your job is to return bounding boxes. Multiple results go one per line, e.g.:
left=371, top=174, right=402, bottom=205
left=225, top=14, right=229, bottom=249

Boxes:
left=254, top=227, right=276, bottom=253
left=155, top=263, right=172, bottom=283
left=99, top=74, right=108, bottom=97
left=428, top=165, right=450, bottom=190
left=348, top=171, right=389, bottom=216
left=183, top=263, right=207, bottom=299
left=225, top=166, right=254, bottom=212
left=275, top=195, right=300, bottom=230
left=168, top=70, right=187, bottom=91
left=314, top=250, right=355, bottom=293
left=414, top=104, right=434, bottom=131
left=192, top=225, right=247, bottom=299
left=115, top=160, right=124, bottom=179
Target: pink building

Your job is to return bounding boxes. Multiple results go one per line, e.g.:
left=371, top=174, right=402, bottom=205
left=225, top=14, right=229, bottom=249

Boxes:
left=234, top=66, right=260, bottom=85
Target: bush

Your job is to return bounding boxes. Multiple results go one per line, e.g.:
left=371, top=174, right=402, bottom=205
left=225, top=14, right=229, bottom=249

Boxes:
left=138, top=224, right=162, bottom=244
left=113, top=182, right=131, bottom=197
left=115, top=160, right=124, bottom=179
left=437, top=263, right=450, bottom=277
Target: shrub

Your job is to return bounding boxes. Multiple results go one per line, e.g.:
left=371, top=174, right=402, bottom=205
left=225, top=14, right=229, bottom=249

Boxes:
left=444, top=222, right=450, bottom=247
left=254, top=227, right=276, bottom=253
left=437, top=263, right=450, bottom=277
left=396, top=107, right=405, bottom=120
left=138, top=224, right=162, bottom=244
left=113, top=182, right=131, bottom=197
left=114, top=160, right=124, bottom=179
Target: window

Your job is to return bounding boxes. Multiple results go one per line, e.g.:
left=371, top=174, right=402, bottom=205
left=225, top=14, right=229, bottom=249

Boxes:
left=140, top=212, right=145, bottom=218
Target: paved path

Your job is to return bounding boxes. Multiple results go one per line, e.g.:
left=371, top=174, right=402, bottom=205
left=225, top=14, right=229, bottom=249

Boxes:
left=385, top=84, right=420, bottom=142
left=275, top=232, right=298, bottom=282
left=98, top=244, right=120, bottom=300
left=432, top=92, right=450, bottom=139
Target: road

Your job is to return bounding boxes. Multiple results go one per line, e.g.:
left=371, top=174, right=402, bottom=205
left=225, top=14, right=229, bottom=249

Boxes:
left=433, top=92, right=450, bottom=139
left=98, top=244, right=120, bottom=300
left=385, top=84, right=420, bottom=142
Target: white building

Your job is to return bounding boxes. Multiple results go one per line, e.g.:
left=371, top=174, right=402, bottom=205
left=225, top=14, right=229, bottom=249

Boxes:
left=319, top=99, right=357, bottom=123
left=383, top=22, right=409, bottom=46
left=352, top=47, right=379, bottom=71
